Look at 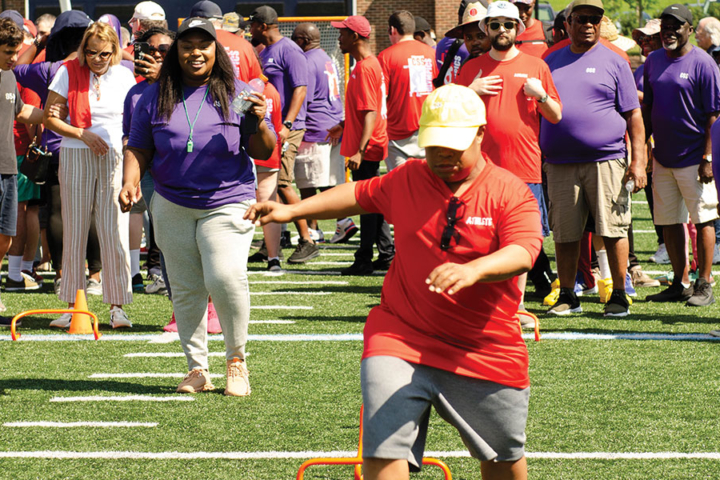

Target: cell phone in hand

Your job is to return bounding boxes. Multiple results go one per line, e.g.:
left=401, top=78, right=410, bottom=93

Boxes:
left=134, top=42, right=151, bottom=62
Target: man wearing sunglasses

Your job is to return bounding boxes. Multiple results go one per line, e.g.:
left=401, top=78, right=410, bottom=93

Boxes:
left=244, top=84, right=542, bottom=480
left=540, top=0, right=646, bottom=317
left=642, top=5, right=720, bottom=307
left=456, top=1, right=561, bottom=320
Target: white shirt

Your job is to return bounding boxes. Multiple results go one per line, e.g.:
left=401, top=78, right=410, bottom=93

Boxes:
left=49, top=64, right=136, bottom=150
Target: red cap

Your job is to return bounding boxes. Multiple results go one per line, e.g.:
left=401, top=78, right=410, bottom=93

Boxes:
left=331, top=16, right=371, bottom=38
left=23, top=19, right=37, bottom=37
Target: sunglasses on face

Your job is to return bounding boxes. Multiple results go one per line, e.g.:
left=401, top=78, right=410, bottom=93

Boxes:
left=571, top=15, right=602, bottom=25
left=488, top=21, right=517, bottom=31
left=148, top=44, right=171, bottom=56
left=440, top=197, right=465, bottom=251
left=84, top=49, right=113, bottom=60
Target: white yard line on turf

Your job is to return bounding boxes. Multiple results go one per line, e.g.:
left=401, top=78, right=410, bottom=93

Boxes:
left=305, top=261, right=353, bottom=265
left=3, top=422, right=157, bottom=428
left=49, top=396, right=194, bottom=402
left=634, top=230, right=657, bottom=233
left=643, top=270, right=720, bottom=275
left=0, top=450, right=717, bottom=460
left=250, top=281, right=348, bottom=285
left=250, top=306, right=313, bottom=310
left=631, top=200, right=648, bottom=204
left=251, top=292, right=331, bottom=296
left=88, top=373, right=223, bottom=379
left=4, top=333, right=720, bottom=342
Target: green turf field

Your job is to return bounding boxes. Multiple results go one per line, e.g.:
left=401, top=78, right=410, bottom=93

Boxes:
left=0, top=189, right=719, bottom=479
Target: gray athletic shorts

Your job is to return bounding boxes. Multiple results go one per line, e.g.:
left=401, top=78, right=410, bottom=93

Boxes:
left=361, top=356, right=529, bottom=471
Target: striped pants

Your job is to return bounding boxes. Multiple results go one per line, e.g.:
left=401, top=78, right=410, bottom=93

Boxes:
left=58, top=147, right=131, bottom=305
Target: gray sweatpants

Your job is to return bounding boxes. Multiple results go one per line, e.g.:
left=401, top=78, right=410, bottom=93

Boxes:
left=150, top=193, right=254, bottom=371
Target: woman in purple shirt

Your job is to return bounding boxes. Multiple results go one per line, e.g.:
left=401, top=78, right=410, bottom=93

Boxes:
left=120, top=18, right=276, bottom=397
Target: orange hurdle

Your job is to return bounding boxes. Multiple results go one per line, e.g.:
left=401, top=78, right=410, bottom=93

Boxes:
left=11, top=309, right=101, bottom=341
left=516, top=310, right=541, bottom=342
left=296, top=405, right=452, bottom=480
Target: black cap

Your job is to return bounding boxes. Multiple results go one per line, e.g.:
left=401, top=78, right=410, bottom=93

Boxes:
left=661, top=4, right=693, bottom=25
left=0, top=10, right=24, bottom=29
left=414, top=16, right=432, bottom=33
left=177, top=17, right=217, bottom=39
left=249, top=6, right=278, bottom=25
left=190, top=1, right=223, bottom=20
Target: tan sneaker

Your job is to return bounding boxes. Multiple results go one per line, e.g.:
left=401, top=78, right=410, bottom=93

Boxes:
left=176, top=368, right=215, bottom=393
left=225, top=357, right=250, bottom=397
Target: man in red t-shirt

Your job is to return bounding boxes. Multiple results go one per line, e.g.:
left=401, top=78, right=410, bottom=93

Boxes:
left=244, top=84, right=542, bottom=480
left=377, top=11, right=438, bottom=171
left=457, top=1, right=561, bottom=312
left=328, top=16, right=394, bottom=275
left=511, top=0, right=549, bottom=57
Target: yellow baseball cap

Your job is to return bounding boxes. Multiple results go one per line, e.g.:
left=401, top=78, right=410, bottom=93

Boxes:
left=418, top=84, right=486, bottom=151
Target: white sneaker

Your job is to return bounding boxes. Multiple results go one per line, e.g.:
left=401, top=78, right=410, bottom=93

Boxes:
left=53, top=278, right=61, bottom=295
left=145, top=273, right=167, bottom=295
left=109, top=307, right=132, bottom=329
left=309, top=228, right=325, bottom=243
left=330, top=218, right=359, bottom=244
left=86, top=278, right=102, bottom=296
left=713, top=244, right=720, bottom=265
left=650, top=244, right=670, bottom=264
left=50, top=312, right=72, bottom=328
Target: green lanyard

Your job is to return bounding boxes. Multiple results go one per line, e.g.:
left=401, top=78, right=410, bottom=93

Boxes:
left=181, top=86, right=210, bottom=153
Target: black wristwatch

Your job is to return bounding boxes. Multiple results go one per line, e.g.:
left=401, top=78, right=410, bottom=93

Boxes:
left=283, top=120, right=293, bottom=130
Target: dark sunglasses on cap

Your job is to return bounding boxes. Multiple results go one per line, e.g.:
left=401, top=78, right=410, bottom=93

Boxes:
left=488, top=21, right=517, bottom=31
left=571, top=14, right=602, bottom=25
left=440, top=197, right=465, bottom=251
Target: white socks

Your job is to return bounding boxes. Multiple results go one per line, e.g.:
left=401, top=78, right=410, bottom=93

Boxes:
left=130, top=249, right=140, bottom=277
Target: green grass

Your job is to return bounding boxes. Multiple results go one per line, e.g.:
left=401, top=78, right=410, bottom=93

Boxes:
left=0, top=189, right=719, bottom=479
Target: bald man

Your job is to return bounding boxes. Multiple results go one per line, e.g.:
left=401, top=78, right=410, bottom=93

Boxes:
left=291, top=24, right=356, bottom=243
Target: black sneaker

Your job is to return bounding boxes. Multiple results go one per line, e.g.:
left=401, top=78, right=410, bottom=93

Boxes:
left=604, top=289, right=630, bottom=317
left=646, top=279, right=693, bottom=302
left=372, top=257, right=393, bottom=271
left=687, top=278, right=715, bottom=307
left=0, top=316, right=19, bottom=328
left=341, top=262, right=374, bottom=276
left=248, top=241, right=268, bottom=263
left=287, top=238, right=320, bottom=264
left=267, top=258, right=283, bottom=272
left=547, top=288, right=582, bottom=315
left=280, top=231, right=293, bottom=249
left=132, top=273, right=144, bottom=293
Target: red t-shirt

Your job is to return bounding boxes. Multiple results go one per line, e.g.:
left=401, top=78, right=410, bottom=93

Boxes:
left=254, top=82, right=282, bottom=169
left=456, top=51, right=560, bottom=183
left=13, top=84, right=41, bottom=156
left=377, top=40, right=438, bottom=140
left=342, top=56, right=388, bottom=162
left=217, top=30, right=263, bottom=83
left=355, top=158, right=543, bottom=389
left=543, top=38, right=631, bottom=66
left=515, top=20, right=549, bottom=58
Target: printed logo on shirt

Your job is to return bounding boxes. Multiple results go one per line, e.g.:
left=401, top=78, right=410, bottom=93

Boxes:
left=225, top=46, right=240, bottom=78
left=266, top=98, right=274, bottom=115
left=5, top=92, right=15, bottom=103
left=467, top=216, right=493, bottom=226
left=268, top=58, right=274, bottom=64
left=444, top=55, right=463, bottom=85
left=514, top=73, right=529, bottom=78
left=680, top=72, right=689, bottom=79
left=405, top=55, right=434, bottom=97
left=324, top=61, right=341, bottom=101
left=586, top=68, right=596, bottom=73
left=213, top=100, right=221, bottom=107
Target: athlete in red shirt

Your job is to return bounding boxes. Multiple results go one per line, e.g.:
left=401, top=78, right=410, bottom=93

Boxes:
left=244, top=84, right=542, bottom=480
left=377, top=11, right=438, bottom=170
left=216, top=29, right=263, bottom=83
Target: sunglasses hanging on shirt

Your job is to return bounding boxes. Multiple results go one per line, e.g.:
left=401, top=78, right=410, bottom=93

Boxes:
left=440, top=197, right=465, bottom=251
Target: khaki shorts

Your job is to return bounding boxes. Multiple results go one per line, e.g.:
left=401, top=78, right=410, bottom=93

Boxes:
left=294, top=141, right=345, bottom=189
left=278, top=128, right=306, bottom=188
left=652, top=159, right=719, bottom=225
left=385, top=131, right=425, bottom=172
left=545, top=159, right=631, bottom=243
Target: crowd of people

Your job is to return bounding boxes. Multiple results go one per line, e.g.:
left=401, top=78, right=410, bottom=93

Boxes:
left=0, top=0, right=719, bottom=477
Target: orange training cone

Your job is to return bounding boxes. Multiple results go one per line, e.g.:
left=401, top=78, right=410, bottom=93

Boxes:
left=68, top=289, right=93, bottom=335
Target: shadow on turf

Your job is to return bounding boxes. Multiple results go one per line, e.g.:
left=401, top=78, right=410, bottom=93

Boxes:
left=0, top=378, right=176, bottom=395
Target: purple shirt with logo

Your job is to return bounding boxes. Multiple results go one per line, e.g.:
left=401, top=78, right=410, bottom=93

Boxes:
left=303, top=48, right=343, bottom=143
left=643, top=46, right=720, bottom=168
left=259, top=37, right=308, bottom=130
left=128, top=80, right=275, bottom=209
left=435, top=36, right=469, bottom=85
left=540, top=44, right=639, bottom=163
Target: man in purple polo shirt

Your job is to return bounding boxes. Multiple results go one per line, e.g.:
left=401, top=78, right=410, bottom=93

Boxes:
left=643, top=4, right=720, bottom=307
left=249, top=5, right=319, bottom=263
left=540, top=0, right=647, bottom=317
left=290, top=22, right=357, bottom=244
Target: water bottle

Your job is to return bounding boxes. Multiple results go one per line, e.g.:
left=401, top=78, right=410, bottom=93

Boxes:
left=618, top=179, right=634, bottom=208
left=231, top=78, right=265, bottom=116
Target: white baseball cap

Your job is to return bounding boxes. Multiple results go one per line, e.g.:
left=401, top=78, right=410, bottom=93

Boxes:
left=130, top=1, right=166, bottom=21
left=480, top=1, right=526, bottom=35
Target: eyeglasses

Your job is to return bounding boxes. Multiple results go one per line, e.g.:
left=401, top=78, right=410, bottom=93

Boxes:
left=571, top=15, right=602, bottom=25
left=84, top=49, right=113, bottom=61
left=148, top=44, right=171, bottom=56
left=440, top=197, right=465, bottom=251
left=488, top=21, right=517, bottom=31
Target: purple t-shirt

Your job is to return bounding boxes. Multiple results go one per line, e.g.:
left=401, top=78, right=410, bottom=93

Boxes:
left=259, top=37, right=308, bottom=130
left=123, top=80, right=150, bottom=139
left=435, top=36, right=469, bottom=85
left=711, top=120, right=720, bottom=193
left=128, top=80, right=275, bottom=209
left=540, top=44, right=640, bottom=163
left=634, top=63, right=645, bottom=92
left=643, top=47, right=720, bottom=168
left=303, top=48, right=343, bottom=143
